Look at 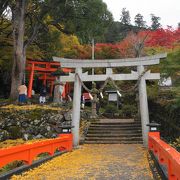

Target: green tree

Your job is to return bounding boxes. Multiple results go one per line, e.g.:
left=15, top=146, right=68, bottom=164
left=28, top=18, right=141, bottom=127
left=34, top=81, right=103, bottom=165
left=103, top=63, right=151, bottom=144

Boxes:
left=150, top=14, right=161, bottom=30
left=134, top=13, right=146, bottom=28
left=0, top=17, right=13, bottom=98
left=45, top=0, right=112, bottom=43
left=120, top=8, right=131, bottom=25
left=0, top=0, right=45, bottom=99
left=178, top=22, right=180, bottom=29
left=104, top=21, right=141, bottom=43
left=0, top=0, right=113, bottom=99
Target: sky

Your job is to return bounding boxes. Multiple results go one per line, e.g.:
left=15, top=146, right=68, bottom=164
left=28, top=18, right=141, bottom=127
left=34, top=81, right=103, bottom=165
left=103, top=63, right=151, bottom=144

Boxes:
left=103, top=0, right=180, bottom=29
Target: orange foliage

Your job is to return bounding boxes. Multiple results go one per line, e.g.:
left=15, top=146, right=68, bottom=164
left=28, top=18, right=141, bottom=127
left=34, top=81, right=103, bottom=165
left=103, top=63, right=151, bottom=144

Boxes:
left=60, top=28, right=180, bottom=59
left=144, top=28, right=180, bottom=49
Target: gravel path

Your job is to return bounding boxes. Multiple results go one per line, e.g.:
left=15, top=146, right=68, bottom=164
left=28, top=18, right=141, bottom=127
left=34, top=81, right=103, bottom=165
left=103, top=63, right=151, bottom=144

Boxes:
left=11, top=144, right=153, bottom=180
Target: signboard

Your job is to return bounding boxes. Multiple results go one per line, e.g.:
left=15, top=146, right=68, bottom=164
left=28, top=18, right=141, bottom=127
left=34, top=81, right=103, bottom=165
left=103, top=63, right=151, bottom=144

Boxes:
left=108, top=93, right=118, bottom=101
left=159, top=77, right=172, bottom=87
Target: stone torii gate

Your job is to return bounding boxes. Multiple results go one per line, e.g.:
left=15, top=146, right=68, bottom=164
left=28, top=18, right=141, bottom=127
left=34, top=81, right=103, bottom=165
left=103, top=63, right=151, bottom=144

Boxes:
left=53, top=53, right=167, bottom=147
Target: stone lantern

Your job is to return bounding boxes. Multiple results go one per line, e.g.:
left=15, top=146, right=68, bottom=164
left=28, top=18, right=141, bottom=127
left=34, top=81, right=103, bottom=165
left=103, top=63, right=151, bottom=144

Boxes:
left=147, top=121, right=161, bottom=132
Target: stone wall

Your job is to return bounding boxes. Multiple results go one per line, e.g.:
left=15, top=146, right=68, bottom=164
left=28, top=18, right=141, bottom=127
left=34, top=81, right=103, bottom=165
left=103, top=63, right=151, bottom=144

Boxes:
left=0, top=105, right=72, bottom=141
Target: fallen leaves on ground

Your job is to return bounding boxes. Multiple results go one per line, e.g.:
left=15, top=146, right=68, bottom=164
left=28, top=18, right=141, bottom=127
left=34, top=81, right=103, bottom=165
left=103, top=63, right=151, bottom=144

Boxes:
left=0, top=104, right=62, bottom=111
left=11, top=144, right=153, bottom=180
left=0, top=138, right=50, bottom=149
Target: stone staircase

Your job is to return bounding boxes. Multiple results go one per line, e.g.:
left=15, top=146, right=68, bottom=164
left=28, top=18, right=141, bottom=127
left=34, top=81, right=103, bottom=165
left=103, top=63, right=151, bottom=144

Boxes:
left=85, top=119, right=143, bottom=144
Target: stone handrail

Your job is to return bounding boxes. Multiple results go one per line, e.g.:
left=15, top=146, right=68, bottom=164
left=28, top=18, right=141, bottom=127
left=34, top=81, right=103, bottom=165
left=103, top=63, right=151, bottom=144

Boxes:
left=0, top=134, right=72, bottom=168
left=148, top=132, right=180, bottom=179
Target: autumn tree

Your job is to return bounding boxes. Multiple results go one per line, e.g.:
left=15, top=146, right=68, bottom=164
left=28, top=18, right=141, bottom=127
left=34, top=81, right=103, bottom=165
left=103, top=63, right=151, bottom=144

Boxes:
left=144, top=28, right=180, bottom=49
left=118, top=30, right=152, bottom=58
left=95, top=43, right=121, bottom=59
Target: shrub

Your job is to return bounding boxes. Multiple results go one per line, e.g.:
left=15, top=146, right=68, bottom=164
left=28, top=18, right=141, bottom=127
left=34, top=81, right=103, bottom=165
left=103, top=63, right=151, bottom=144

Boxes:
left=170, top=137, right=180, bottom=152
left=121, top=104, right=137, bottom=118
left=104, top=104, right=119, bottom=116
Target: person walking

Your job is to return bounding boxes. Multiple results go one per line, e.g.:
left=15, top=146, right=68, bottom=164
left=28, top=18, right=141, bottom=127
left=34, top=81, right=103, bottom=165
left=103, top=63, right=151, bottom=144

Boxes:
left=39, top=85, right=47, bottom=104
left=18, top=83, right=27, bottom=104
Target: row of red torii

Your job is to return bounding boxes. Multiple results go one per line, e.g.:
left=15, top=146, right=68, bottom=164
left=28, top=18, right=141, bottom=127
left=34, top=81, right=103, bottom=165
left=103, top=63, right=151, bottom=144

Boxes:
left=26, top=60, right=72, bottom=98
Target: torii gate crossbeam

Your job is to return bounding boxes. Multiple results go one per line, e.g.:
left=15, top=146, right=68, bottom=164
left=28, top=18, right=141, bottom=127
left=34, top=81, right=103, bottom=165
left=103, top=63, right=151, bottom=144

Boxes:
left=53, top=53, right=167, bottom=147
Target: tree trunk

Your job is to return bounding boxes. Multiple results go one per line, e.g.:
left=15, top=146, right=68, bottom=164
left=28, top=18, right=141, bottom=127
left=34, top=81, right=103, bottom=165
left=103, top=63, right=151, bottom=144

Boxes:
left=10, top=0, right=26, bottom=99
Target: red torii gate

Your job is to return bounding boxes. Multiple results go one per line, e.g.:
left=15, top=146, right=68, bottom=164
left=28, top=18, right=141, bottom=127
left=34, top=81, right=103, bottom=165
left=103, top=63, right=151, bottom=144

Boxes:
left=26, top=60, right=71, bottom=98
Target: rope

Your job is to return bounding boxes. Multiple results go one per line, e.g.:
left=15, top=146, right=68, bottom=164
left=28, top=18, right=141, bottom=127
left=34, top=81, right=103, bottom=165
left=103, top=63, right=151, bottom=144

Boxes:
left=99, top=77, right=111, bottom=93
left=111, top=69, right=148, bottom=93
left=75, top=69, right=149, bottom=94
left=76, top=73, right=93, bottom=93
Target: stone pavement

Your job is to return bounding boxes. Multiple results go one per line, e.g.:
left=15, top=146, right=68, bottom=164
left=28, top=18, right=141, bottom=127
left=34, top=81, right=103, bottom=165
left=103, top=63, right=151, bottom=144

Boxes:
left=12, top=144, right=153, bottom=180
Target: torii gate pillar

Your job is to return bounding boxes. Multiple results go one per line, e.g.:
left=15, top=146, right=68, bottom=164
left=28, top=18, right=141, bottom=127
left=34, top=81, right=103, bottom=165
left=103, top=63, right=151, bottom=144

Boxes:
left=138, top=65, right=149, bottom=146
left=72, top=68, right=82, bottom=147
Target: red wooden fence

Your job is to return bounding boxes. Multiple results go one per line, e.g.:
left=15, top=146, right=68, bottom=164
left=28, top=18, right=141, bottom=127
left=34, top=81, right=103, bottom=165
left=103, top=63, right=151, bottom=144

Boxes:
left=0, top=134, right=72, bottom=168
left=148, top=132, right=180, bottom=180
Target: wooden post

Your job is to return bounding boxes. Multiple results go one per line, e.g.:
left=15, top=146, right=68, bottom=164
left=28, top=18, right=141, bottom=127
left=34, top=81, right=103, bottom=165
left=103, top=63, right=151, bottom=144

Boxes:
left=27, top=63, right=35, bottom=98
left=137, top=65, right=149, bottom=147
left=117, top=94, right=119, bottom=109
left=50, top=81, right=54, bottom=97
left=92, top=38, right=95, bottom=75
left=72, top=68, right=82, bottom=147
left=43, top=74, right=47, bottom=85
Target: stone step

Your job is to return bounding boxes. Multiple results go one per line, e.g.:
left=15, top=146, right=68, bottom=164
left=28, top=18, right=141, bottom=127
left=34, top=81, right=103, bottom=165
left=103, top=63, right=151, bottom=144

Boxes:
left=89, top=124, right=141, bottom=128
left=98, top=119, right=139, bottom=123
left=86, top=133, right=142, bottom=137
left=85, top=120, right=143, bottom=144
left=85, top=137, right=142, bottom=141
left=87, top=130, right=142, bottom=134
left=88, top=127, right=142, bottom=130
left=85, top=141, right=143, bottom=144
left=90, top=122, right=141, bottom=126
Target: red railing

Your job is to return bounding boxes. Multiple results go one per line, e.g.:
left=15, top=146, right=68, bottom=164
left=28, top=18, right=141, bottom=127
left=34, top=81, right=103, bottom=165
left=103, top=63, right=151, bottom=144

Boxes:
left=148, top=132, right=180, bottom=180
left=0, top=134, right=73, bottom=168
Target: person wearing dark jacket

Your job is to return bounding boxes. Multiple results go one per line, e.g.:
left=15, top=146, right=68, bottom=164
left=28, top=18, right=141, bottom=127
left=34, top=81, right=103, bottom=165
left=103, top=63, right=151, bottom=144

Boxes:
left=39, top=85, right=47, bottom=104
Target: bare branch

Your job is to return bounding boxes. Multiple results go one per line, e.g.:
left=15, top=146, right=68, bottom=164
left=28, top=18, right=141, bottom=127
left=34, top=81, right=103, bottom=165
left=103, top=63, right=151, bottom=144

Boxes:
left=0, top=1, right=9, bottom=16
left=24, top=23, right=41, bottom=50
left=52, top=23, right=72, bottom=34
left=134, top=31, right=150, bottom=57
